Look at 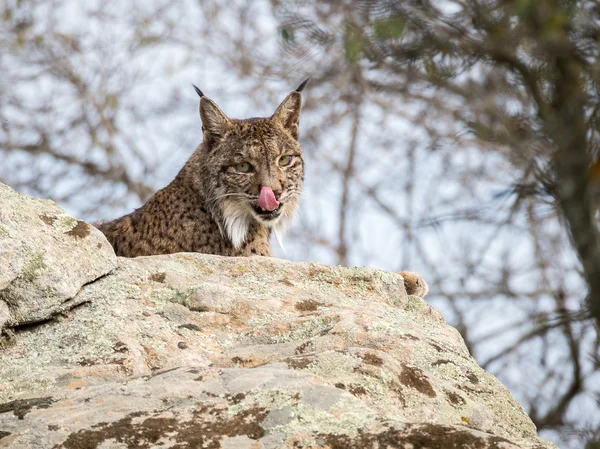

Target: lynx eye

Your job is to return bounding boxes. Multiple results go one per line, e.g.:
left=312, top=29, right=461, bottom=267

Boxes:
left=234, top=162, right=253, bottom=173
left=279, top=155, right=293, bottom=167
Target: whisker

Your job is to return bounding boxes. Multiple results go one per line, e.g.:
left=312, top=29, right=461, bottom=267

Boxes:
left=207, top=189, right=300, bottom=207
left=207, top=193, right=257, bottom=206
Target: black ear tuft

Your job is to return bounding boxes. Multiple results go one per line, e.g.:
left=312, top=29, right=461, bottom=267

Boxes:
left=192, top=84, right=204, bottom=98
left=295, top=77, right=310, bottom=93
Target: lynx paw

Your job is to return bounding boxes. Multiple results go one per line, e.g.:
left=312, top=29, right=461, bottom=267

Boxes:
left=400, top=271, right=429, bottom=297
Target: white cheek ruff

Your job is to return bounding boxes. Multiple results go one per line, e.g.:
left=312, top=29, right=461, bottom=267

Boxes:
left=223, top=204, right=251, bottom=249
left=221, top=196, right=299, bottom=251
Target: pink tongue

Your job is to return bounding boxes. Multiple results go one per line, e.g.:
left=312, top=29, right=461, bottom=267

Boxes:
left=259, top=186, right=280, bottom=211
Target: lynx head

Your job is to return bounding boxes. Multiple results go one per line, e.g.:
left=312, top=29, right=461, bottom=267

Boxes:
left=193, top=80, right=308, bottom=249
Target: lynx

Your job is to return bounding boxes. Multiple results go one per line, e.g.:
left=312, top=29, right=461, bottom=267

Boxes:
left=97, top=81, right=428, bottom=297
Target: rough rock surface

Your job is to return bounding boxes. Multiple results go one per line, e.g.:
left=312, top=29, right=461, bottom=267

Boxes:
left=0, top=183, right=117, bottom=331
left=0, top=183, right=556, bottom=449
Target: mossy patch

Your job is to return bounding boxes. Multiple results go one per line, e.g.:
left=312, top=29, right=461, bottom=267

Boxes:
left=226, top=393, right=246, bottom=405
left=66, top=220, right=91, bottom=239
left=466, top=372, right=480, bottom=384
left=178, top=323, right=201, bottom=331
left=149, top=272, right=167, bottom=283
left=359, top=353, right=384, bottom=366
left=39, top=214, right=56, bottom=226
left=57, top=404, right=268, bottom=449
left=0, top=396, right=54, bottom=419
left=0, top=329, right=17, bottom=349
left=348, top=384, right=367, bottom=396
left=295, top=299, right=322, bottom=312
left=113, top=341, right=129, bottom=353
left=231, top=356, right=255, bottom=367
left=400, top=334, right=420, bottom=341
left=445, top=390, right=466, bottom=406
left=317, top=423, right=515, bottom=449
left=285, top=355, right=315, bottom=370
left=295, top=340, right=314, bottom=355
left=432, top=359, right=454, bottom=367
left=429, top=342, right=443, bottom=352
left=279, top=277, right=296, bottom=287
left=399, top=365, right=436, bottom=398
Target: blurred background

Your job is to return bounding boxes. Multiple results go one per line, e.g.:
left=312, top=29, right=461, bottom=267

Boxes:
left=1, top=0, right=600, bottom=446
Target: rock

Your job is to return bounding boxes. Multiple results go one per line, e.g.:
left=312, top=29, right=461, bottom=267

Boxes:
left=0, top=183, right=556, bottom=448
left=0, top=183, right=117, bottom=330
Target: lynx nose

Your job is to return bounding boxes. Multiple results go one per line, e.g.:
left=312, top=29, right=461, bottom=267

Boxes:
left=271, top=187, right=283, bottom=200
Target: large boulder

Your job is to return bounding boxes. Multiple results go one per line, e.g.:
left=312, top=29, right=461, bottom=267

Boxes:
left=0, top=183, right=556, bottom=449
left=0, top=183, right=116, bottom=330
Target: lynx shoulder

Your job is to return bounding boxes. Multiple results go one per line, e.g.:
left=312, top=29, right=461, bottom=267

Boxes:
left=97, top=80, right=309, bottom=258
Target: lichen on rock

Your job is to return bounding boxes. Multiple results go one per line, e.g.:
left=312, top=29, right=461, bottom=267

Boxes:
left=0, top=182, right=557, bottom=449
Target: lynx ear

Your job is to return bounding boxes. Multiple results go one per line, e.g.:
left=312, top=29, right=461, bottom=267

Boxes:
left=272, top=79, right=309, bottom=140
left=199, top=96, right=232, bottom=146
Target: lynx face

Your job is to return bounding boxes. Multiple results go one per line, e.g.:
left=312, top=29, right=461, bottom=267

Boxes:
left=196, top=87, right=305, bottom=248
